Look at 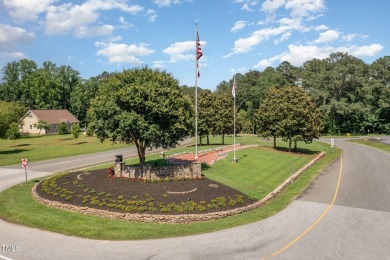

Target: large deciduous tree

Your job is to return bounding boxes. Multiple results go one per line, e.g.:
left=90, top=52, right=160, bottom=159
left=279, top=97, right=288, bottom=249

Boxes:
left=0, top=101, right=26, bottom=139
left=88, top=67, right=193, bottom=165
left=213, top=94, right=234, bottom=144
left=256, top=86, right=323, bottom=151
left=278, top=86, right=323, bottom=151
left=198, top=90, right=216, bottom=145
left=255, top=88, right=283, bottom=148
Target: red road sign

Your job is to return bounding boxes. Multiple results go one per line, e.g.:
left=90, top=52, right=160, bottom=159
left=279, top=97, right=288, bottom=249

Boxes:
left=22, top=158, right=28, bottom=168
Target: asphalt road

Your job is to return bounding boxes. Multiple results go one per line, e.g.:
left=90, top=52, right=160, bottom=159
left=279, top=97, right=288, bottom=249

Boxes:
left=0, top=137, right=389, bottom=260
left=0, top=138, right=194, bottom=192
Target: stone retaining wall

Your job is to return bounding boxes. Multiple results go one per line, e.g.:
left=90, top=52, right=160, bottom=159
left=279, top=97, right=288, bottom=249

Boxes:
left=114, top=162, right=202, bottom=180
left=32, top=152, right=325, bottom=224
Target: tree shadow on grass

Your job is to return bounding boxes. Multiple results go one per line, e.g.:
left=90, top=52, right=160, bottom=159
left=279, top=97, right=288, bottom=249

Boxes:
left=237, top=154, right=248, bottom=161
left=72, top=142, right=88, bottom=145
left=59, top=138, right=73, bottom=141
left=8, top=144, right=30, bottom=147
left=275, top=147, right=319, bottom=155
left=183, top=143, right=233, bottom=149
left=0, top=149, right=31, bottom=155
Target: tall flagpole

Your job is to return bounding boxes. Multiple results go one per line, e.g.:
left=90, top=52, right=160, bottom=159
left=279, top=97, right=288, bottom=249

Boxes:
left=195, top=23, right=203, bottom=160
left=233, top=76, right=237, bottom=162
left=195, top=23, right=199, bottom=159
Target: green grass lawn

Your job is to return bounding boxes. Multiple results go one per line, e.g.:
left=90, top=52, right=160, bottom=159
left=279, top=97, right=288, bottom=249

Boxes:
left=0, top=136, right=341, bottom=240
left=204, top=147, right=314, bottom=199
left=0, top=134, right=129, bottom=166
left=350, top=138, right=390, bottom=153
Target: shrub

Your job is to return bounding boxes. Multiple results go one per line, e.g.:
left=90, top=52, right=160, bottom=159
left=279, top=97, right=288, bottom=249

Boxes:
left=85, top=127, right=94, bottom=137
left=229, top=198, right=237, bottom=207
left=58, top=122, right=70, bottom=135
left=71, top=124, right=82, bottom=140
left=197, top=205, right=206, bottom=212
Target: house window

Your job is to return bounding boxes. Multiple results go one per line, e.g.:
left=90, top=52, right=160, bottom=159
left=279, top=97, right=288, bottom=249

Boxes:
left=30, top=125, right=32, bottom=130
left=54, top=124, right=57, bottom=129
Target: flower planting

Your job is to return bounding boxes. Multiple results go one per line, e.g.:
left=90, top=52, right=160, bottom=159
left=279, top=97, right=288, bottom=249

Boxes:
left=36, top=169, right=254, bottom=215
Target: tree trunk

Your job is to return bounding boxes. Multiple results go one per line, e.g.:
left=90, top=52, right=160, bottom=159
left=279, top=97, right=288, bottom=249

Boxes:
left=222, top=134, right=225, bottom=145
left=135, top=141, right=146, bottom=165
left=294, top=140, right=297, bottom=152
left=288, top=137, right=292, bottom=152
left=199, top=136, right=202, bottom=146
left=273, top=135, right=276, bottom=148
left=207, top=135, right=209, bottom=145
left=139, top=147, right=146, bottom=165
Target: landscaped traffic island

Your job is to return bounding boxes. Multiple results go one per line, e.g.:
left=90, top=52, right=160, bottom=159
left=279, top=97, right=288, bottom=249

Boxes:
left=32, top=146, right=325, bottom=223
left=33, top=169, right=256, bottom=223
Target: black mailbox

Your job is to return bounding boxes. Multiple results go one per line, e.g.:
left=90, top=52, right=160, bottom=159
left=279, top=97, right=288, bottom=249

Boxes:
left=115, top=155, right=123, bottom=163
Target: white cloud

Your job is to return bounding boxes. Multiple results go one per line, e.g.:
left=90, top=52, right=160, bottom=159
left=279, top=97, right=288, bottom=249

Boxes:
left=119, top=16, right=134, bottom=29
left=350, top=44, right=383, bottom=57
left=225, top=25, right=291, bottom=57
left=146, top=9, right=157, bottom=22
left=153, top=60, right=165, bottom=69
left=152, top=0, right=186, bottom=7
left=230, top=67, right=249, bottom=75
left=95, top=42, right=154, bottom=64
left=278, top=17, right=296, bottom=26
left=274, top=32, right=291, bottom=44
left=3, top=0, right=55, bottom=21
left=285, top=0, right=325, bottom=19
left=315, top=24, right=329, bottom=31
left=260, top=0, right=325, bottom=21
left=0, top=24, right=35, bottom=58
left=342, top=33, right=356, bottom=42
left=313, top=29, right=340, bottom=43
left=253, top=55, right=281, bottom=69
left=229, top=0, right=325, bottom=58
left=253, top=43, right=383, bottom=69
left=75, top=25, right=114, bottom=38
left=279, top=44, right=329, bottom=65
left=163, top=40, right=207, bottom=62
left=231, top=21, right=247, bottom=32
left=84, top=0, right=143, bottom=14
left=253, top=59, right=272, bottom=69
left=261, top=0, right=286, bottom=13
left=235, top=0, right=260, bottom=11
left=44, top=0, right=143, bottom=37
left=241, top=3, right=254, bottom=11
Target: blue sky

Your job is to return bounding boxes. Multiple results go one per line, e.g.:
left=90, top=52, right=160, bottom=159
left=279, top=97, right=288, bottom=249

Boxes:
left=1, top=0, right=389, bottom=90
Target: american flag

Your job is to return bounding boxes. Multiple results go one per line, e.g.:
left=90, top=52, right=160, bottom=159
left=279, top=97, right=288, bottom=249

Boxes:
left=196, top=30, right=202, bottom=78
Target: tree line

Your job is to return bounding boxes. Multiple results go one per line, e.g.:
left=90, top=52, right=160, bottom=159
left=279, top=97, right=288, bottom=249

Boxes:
left=215, top=53, right=389, bottom=135
left=1, top=52, right=389, bottom=144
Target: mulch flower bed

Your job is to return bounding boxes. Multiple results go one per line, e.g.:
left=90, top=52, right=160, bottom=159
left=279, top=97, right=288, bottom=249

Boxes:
left=36, top=169, right=256, bottom=215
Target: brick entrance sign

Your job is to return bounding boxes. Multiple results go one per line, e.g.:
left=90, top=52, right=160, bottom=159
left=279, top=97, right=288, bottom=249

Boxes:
left=114, top=160, right=201, bottom=181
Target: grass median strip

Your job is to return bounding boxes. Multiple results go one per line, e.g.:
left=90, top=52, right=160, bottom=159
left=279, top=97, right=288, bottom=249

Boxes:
left=0, top=138, right=341, bottom=240
left=0, top=134, right=129, bottom=166
left=350, top=139, right=390, bottom=153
